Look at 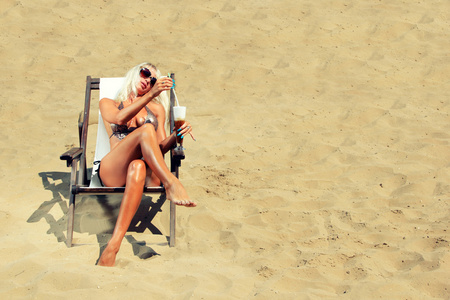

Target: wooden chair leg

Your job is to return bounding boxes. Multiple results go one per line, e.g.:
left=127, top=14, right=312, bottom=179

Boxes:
left=66, top=160, right=78, bottom=248
left=66, top=193, right=75, bottom=247
left=169, top=201, right=176, bottom=247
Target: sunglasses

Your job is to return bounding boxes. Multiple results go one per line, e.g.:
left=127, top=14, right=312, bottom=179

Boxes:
left=140, top=68, right=157, bottom=85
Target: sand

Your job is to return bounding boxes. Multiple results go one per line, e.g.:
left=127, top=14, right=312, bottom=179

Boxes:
left=0, top=0, right=449, bottom=298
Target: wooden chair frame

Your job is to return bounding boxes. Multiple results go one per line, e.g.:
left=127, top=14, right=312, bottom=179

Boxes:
left=60, top=75, right=184, bottom=248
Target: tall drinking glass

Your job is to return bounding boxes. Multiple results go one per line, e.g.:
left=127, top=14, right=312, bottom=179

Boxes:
left=173, top=106, right=186, bottom=150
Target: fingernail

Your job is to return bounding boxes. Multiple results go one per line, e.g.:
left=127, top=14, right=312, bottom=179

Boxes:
left=177, top=128, right=181, bottom=132
left=177, top=133, right=181, bottom=136
left=181, top=135, right=184, bottom=139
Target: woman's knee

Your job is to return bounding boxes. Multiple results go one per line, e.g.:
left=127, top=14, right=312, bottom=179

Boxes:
left=127, top=160, right=147, bottom=185
left=139, top=123, right=157, bottom=139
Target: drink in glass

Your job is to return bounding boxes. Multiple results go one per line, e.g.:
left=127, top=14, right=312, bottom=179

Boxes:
left=173, top=106, right=186, bottom=149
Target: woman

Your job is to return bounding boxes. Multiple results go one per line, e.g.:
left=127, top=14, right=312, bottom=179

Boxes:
left=97, top=62, right=196, bottom=267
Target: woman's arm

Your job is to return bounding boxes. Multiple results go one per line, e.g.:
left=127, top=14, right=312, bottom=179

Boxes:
left=159, top=132, right=177, bottom=154
left=153, top=102, right=167, bottom=142
left=100, top=78, right=172, bottom=125
left=151, top=102, right=176, bottom=154
left=99, top=94, right=153, bottom=125
left=158, top=120, right=194, bottom=154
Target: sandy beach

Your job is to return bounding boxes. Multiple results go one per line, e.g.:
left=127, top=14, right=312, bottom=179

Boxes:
left=0, top=0, right=449, bottom=298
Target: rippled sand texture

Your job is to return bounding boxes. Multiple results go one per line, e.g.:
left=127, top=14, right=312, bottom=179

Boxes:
left=0, top=0, right=449, bottom=299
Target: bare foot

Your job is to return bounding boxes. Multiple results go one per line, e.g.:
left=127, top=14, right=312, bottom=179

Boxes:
left=166, top=179, right=197, bottom=207
left=97, top=244, right=118, bottom=267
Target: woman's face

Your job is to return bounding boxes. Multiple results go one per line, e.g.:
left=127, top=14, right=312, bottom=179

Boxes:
left=136, top=66, right=157, bottom=96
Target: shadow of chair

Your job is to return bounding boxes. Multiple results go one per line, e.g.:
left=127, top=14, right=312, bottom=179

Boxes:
left=30, top=171, right=168, bottom=260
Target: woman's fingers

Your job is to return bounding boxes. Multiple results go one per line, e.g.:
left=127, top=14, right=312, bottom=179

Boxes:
left=176, top=127, right=190, bottom=136
left=155, top=78, right=173, bottom=91
left=177, top=122, right=191, bottom=133
left=177, top=122, right=196, bottom=141
left=148, top=78, right=172, bottom=98
left=164, top=78, right=174, bottom=89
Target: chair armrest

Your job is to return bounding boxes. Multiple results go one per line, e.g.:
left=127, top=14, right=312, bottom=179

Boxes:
left=60, top=147, right=83, bottom=167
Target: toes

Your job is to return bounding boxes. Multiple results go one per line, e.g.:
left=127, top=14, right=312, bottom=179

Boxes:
left=170, top=198, right=196, bottom=207
left=171, top=199, right=181, bottom=205
left=172, top=199, right=185, bottom=206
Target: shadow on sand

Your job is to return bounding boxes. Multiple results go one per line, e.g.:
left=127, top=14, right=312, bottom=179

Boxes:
left=28, top=171, right=171, bottom=261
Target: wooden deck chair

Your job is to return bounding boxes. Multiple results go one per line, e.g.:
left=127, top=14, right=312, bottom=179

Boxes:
left=60, top=75, right=184, bottom=248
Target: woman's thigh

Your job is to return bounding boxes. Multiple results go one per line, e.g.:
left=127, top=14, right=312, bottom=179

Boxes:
left=99, top=131, right=145, bottom=187
left=100, top=124, right=161, bottom=187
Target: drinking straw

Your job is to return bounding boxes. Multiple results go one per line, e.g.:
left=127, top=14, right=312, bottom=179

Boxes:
left=169, top=73, right=180, bottom=107
left=173, top=89, right=180, bottom=107
left=168, top=73, right=195, bottom=141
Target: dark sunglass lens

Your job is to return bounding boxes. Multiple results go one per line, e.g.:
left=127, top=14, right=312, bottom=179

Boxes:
left=140, top=68, right=151, bottom=78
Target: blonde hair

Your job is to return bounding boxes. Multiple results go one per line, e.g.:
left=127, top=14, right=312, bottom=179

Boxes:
left=116, top=62, right=170, bottom=132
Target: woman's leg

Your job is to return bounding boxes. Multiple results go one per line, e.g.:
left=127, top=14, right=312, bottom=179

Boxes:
left=98, top=160, right=146, bottom=267
left=145, top=167, right=161, bottom=187
left=100, top=124, right=196, bottom=207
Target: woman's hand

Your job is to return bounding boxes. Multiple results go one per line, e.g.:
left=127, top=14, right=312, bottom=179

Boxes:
left=177, top=121, right=196, bottom=141
left=148, top=77, right=174, bottom=98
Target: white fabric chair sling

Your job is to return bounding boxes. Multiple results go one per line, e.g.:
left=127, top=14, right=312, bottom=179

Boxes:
left=89, top=77, right=124, bottom=187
